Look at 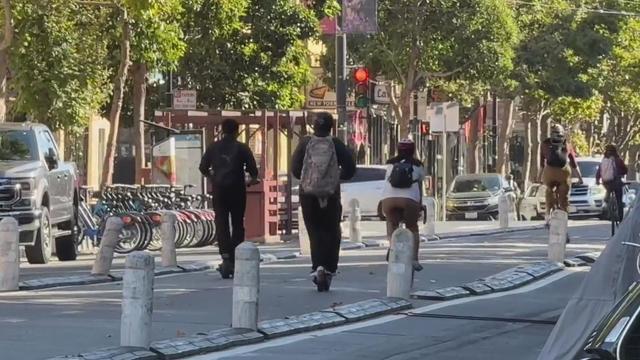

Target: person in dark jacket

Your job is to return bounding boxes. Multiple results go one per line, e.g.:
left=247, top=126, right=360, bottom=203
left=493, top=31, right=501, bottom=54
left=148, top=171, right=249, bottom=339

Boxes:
left=199, top=119, right=259, bottom=278
left=291, top=112, right=356, bottom=291
left=596, top=144, right=628, bottom=221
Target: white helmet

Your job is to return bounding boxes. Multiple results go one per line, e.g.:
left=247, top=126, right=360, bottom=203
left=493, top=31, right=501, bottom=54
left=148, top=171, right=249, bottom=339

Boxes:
left=550, top=124, right=565, bottom=142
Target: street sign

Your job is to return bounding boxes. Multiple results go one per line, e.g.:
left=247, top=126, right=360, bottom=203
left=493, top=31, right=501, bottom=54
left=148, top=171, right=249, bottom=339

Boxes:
left=373, top=84, right=390, bottom=104
left=173, top=90, right=197, bottom=110
left=427, top=102, right=460, bottom=132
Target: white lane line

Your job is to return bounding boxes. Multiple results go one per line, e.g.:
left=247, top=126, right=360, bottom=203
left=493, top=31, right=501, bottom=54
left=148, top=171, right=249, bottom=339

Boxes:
left=187, top=268, right=584, bottom=360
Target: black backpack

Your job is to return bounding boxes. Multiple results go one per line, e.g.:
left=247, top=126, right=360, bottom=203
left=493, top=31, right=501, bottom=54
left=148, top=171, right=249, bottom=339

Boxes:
left=388, top=161, right=415, bottom=188
left=547, top=141, right=568, bottom=168
left=211, top=142, right=239, bottom=187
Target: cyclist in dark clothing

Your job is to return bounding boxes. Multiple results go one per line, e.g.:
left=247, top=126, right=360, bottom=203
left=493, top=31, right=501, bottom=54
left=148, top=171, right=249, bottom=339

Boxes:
left=199, top=119, right=259, bottom=278
left=596, top=144, right=628, bottom=221
left=291, top=112, right=356, bottom=291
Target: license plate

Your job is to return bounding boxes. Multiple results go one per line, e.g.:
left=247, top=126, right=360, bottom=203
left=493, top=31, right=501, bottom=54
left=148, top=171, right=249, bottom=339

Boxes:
left=465, top=212, right=478, bottom=220
left=568, top=206, right=577, bottom=213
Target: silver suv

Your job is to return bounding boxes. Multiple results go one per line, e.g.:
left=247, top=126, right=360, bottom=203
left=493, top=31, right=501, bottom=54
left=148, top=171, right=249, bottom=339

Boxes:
left=569, top=157, right=635, bottom=219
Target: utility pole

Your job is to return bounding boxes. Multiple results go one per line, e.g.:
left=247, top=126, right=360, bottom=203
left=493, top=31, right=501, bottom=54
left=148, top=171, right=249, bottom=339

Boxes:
left=335, top=15, right=348, bottom=143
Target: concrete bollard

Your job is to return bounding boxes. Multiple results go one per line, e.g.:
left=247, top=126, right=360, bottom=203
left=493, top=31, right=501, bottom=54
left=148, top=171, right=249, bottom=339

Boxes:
left=232, top=242, right=260, bottom=330
left=499, top=194, right=510, bottom=229
left=424, top=197, right=436, bottom=238
left=0, top=218, right=19, bottom=291
left=121, top=251, right=154, bottom=348
left=298, top=206, right=311, bottom=256
left=91, top=217, right=124, bottom=276
left=387, top=228, right=415, bottom=299
left=548, top=210, right=568, bottom=263
left=349, top=199, right=362, bottom=244
left=160, top=212, right=178, bottom=268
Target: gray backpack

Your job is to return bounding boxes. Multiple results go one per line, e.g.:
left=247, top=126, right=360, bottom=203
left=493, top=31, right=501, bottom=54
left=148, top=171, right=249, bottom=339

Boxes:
left=300, top=136, right=340, bottom=206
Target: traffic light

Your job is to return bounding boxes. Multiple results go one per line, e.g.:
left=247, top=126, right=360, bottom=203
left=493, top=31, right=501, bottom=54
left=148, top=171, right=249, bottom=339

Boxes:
left=420, top=121, right=431, bottom=136
left=353, top=67, right=370, bottom=108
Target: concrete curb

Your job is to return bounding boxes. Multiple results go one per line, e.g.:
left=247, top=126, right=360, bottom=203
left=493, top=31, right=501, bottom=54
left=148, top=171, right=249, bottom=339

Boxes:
left=19, top=250, right=303, bottom=292
left=341, top=225, right=547, bottom=250
left=49, top=297, right=412, bottom=360
left=411, top=260, right=568, bottom=301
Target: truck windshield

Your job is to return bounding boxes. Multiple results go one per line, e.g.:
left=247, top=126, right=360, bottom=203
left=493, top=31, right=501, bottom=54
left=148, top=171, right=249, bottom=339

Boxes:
left=451, top=177, right=501, bottom=193
left=0, top=130, right=36, bottom=161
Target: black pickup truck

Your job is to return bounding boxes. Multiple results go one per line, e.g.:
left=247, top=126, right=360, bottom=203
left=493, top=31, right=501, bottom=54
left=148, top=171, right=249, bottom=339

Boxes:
left=0, top=122, right=79, bottom=264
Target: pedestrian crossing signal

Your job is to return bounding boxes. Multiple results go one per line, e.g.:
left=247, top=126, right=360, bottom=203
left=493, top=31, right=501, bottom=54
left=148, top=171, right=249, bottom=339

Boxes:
left=353, top=67, right=370, bottom=108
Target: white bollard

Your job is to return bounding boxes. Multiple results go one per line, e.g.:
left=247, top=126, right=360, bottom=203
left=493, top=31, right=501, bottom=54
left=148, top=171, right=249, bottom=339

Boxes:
left=387, top=228, right=414, bottom=299
left=232, top=242, right=260, bottom=330
left=548, top=210, right=568, bottom=263
left=0, top=218, right=19, bottom=291
left=499, top=194, right=510, bottom=229
left=298, top=206, right=311, bottom=256
left=349, top=199, right=362, bottom=244
left=91, top=217, right=124, bottom=276
left=160, top=212, right=178, bottom=268
left=120, top=251, right=154, bottom=348
left=424, top=197, right=436, bottom=239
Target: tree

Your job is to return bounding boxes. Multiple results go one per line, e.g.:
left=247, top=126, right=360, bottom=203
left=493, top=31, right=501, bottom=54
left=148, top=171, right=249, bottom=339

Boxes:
left=322, top=0, right=519, bottom=138
left=129, top=0, right=185, bottom=183
left=0, top=0, right=12, bottom=123
left=177, top=0, right=318, bottom=110
left=11, top=1, right=114, bottom=130
left=101, top=6, right=131, bottom=185
left=102, top=0, right=186, bottom=185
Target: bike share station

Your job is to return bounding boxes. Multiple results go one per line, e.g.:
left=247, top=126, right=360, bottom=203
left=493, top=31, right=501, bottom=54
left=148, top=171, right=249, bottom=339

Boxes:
left=153, top=109, right=313, bottom=243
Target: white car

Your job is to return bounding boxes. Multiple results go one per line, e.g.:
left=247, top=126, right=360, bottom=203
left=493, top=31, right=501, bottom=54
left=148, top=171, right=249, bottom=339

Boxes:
left=341, top=165, right=388, bottom=219
left=519, top=184, right=546, bottom=220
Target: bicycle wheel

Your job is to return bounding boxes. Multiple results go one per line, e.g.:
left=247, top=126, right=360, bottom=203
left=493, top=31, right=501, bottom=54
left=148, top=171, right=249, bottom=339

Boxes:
left=609, top=192, right=619, bottom=236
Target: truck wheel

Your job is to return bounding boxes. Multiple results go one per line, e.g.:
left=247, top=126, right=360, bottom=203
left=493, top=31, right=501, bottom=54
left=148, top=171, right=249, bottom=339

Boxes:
left=25, top=207, right=52, bottom=264
left=56, top=210, right=78, bottom=261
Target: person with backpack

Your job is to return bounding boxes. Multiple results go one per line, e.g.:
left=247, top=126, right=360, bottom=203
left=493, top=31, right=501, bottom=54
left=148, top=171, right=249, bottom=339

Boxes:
left=291, top=112, right=356, bottom=292
left=199, top=119, right=259, bottom=279
left=381, top=139, right=426, bottom=272
left=537, top=124, right=584, bottom=219
left=596, top=144, right=628, bottom=221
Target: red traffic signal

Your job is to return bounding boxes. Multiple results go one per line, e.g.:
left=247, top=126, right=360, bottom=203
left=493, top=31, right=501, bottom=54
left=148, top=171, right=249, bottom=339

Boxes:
left=353, top=67, right=369, bottom=83
left=420, top=122, right=431, bottom=136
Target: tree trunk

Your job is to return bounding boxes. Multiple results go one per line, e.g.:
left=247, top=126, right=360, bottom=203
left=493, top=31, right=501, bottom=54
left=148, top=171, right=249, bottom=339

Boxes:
left=530, top=105, right=541, bottom=183
left=496, top=99, right=514, bottom=175
left=132, top=62, right=147, bottom=184
left=0, top=0, right=13, bottom=123
left=101, top=13, right=131, bottom=186
left=398, top=88, right=412, bottom=139
left=522, top=114, right=532, bottom=191
left=467, top=110, right=479, bottom=174
left=629, top=145, right=640, bottom=181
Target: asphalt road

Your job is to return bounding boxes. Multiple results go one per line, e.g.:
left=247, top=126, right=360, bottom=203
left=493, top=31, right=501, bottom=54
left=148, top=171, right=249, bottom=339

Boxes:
left=193, top=270, right=586, bottom=360
left=0, top=221, right=609, bottom=359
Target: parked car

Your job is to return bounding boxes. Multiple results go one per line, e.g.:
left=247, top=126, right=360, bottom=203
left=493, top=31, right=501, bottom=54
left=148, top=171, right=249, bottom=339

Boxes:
left=445, top=173, right=515, bottom=221
left=519, top=183, right=546, bottom=221
left=0, top=122, right=80, bottom=264
left=341, top=165, right=388, bottom=219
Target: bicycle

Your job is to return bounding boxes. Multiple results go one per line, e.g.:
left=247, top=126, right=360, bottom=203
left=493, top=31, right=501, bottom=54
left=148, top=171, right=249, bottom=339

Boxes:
left=607, top=189, right=621, bottom=237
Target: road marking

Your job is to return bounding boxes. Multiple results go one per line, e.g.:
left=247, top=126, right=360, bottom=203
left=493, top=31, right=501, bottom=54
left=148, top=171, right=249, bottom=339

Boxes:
left=186, top=268, right=584, bottom=360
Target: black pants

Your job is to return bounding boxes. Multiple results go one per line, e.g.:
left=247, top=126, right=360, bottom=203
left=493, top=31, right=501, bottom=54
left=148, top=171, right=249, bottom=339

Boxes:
left=213, top=186, right=246, bottom=262
left=300, top=194, right=342, bottom=273
left=603, top=180, right=624, bottom=220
